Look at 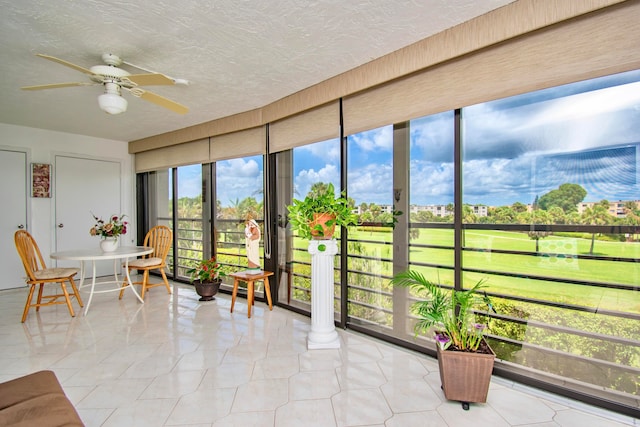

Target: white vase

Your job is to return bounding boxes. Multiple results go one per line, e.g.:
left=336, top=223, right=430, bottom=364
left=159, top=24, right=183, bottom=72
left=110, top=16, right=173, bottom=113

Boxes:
left=100, top=237, right=118, bottom=252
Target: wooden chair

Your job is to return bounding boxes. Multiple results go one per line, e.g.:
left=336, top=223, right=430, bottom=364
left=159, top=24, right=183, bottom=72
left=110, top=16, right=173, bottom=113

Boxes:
left=14, top=230, right=83, bottom=323
left=119, top=225, right=172, bottom=300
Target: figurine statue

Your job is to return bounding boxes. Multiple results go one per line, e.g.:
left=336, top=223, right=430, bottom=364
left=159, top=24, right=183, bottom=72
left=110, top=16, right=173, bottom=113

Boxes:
left=244, top=218, right=261, bottom=271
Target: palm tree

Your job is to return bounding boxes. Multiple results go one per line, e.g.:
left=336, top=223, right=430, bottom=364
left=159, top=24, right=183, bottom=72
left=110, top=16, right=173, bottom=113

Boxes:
left=621, top=201, right=640, bottom=242
left=308, top=182, right=330, bottom=198
left=528, top=209, right=552, bottom=252
left=581, top=201, right=611, bottom=255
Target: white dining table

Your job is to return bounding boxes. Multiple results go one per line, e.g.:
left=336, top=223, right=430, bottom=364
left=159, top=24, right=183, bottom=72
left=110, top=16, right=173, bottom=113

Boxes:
left=50, top=246, right=154, bottom=315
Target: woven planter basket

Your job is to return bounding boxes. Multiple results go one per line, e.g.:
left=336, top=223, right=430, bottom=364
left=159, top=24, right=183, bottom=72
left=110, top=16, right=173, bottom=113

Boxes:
left=437, top=339, right=495, bottom=404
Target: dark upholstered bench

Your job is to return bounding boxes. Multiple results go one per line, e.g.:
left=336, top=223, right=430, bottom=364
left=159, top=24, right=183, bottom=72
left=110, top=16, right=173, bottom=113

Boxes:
left=0, top=370, right=84, bottom=426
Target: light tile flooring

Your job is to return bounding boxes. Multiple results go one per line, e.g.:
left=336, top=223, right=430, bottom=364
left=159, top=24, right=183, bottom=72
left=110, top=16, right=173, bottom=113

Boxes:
left=0, top=279, right=637, bottom=427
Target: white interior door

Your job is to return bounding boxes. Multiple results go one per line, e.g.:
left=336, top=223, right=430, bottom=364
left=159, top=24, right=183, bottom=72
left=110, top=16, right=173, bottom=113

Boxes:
left=55, top=155, right=121, bottom=276
left=0, top=149, right=28, bottom=290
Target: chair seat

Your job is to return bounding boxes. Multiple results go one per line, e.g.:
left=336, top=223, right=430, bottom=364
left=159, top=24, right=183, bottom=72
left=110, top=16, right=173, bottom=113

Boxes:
left=33, top=268, right=79, bottom=280
left=127, top=257, right=162, bottom=268
left=119, top=225, right=172, bottom=301
left=14, top=229, right=84, bottom=322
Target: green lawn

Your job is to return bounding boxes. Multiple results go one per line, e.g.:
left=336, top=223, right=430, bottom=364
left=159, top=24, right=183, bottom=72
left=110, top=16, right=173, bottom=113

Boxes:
left=290, top=227, right=639, bottom=314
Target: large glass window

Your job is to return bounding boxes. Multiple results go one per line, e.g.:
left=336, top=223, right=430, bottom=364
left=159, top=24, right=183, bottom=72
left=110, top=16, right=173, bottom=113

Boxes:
left=276, top=138, right=341, bottom=313
left=215, top=155, right=264, bottom=275
left=462, top=70, right=640, bottom=403
left=346, top=125, right=394, bottom=330
left=176, top=165, right=204, bottom=279
left=148, top=168, right=173, bottom=272
left=402, top=112, right=456, bottom=344
left=408, top=111, right=455, bottom=285
left=147, top=165, right=205, bottom=280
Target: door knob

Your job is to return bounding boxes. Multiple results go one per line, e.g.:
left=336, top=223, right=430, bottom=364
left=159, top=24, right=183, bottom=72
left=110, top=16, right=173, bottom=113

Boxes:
left=17, top=224, right=24, bottom=229
left=58, top=223, right=64, bottom=228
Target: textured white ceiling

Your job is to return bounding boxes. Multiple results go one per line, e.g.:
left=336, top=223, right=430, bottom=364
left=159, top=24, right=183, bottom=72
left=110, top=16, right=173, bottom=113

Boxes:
left=0, top=0, right=513, bottom=142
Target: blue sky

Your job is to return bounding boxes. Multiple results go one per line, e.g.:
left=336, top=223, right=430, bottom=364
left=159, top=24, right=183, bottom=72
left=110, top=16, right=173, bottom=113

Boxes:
left=176, top=156, right=264, bottom=205
left=180, top=69, right=640, bottom=208
left=459, top=76, right=640, bottom=206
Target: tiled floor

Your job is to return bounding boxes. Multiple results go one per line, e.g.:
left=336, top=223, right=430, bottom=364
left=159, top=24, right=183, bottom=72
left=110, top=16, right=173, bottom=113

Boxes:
left=0, top=279, right=637, bottom=427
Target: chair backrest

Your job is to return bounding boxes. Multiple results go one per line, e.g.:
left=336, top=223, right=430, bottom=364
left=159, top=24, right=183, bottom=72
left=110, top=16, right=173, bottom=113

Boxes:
left=143, top=225, right=172, bottom=262
left=14, top=230, right=46, bottom=282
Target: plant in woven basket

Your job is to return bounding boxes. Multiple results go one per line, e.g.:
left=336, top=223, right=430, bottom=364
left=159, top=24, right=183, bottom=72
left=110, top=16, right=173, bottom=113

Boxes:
left=391, top=270, right=492, bottom=352
left=391, top=270, right=496, bottom=408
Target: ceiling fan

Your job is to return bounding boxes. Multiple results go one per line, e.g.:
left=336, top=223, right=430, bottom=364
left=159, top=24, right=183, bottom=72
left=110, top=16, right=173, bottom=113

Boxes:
left=21, top=53, right=189, bottom=115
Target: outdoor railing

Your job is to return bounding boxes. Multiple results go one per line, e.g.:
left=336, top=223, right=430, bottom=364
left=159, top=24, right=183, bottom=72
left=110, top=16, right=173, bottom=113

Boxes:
left=345, top=221, right=640, bottom=401
left=165, top=215, right=639, bottom=404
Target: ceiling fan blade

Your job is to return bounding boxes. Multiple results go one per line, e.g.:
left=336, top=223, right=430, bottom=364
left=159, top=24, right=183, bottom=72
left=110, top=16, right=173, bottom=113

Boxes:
left=21, top=82, right=96, bottom=90
left=35, top=53, right=94, bottom=75
left=127, top=88, right=188, bottom=114
left=124, top=73, right=176, bottom=86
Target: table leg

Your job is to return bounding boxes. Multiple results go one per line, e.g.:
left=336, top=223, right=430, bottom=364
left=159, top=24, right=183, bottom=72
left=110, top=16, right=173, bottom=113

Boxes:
left=78, top=260, right=86, bottom=289
left=112, top=258, right=119, bottom=283
left=124, top=259, right=144, bottom=304
left=230, top=278, right=239, bottom=313
left=83, top=261, right=98, bottom=315
left=247, top=281, right=254, bottom=318
left=264, top=277, right=273, bottom=311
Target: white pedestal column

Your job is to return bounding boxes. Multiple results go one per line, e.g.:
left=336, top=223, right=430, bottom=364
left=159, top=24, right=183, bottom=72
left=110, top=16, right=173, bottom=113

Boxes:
left=307, top=239, right=340, bottom=349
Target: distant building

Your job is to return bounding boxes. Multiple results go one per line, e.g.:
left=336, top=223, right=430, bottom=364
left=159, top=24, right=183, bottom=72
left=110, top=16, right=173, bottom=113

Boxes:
left=470, top=205, right=489, bottom=217
left=408, top=204, right=487, bottom=217
left=578, top=200, right=640, bottom=217
left=352, top=204, right=395, bottom=215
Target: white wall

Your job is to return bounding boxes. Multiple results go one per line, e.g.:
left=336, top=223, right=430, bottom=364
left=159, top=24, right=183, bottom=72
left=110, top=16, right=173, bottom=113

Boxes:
left=0, top=123, right=135, bottom=260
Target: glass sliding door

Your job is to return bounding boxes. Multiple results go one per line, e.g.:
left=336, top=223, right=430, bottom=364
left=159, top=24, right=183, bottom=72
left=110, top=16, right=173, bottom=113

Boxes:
left=215, top=155, right=264, bottom=280
left=175, top=164, right=205, bottom=280
left=408, top=111, right=455, bottom=284
left=275, top=138, right=341, bottom=313
left=404, top=111, right=455, bottom=344
left=148, top=168, right=174, bottom=273
left=345, top=125, right=394, bottom=331
left=147, top=165, right=208, bottom=280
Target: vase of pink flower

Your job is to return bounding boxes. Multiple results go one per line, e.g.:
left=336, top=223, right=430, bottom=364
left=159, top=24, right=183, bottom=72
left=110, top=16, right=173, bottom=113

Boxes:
left=90, top=213, right=127, bottom=252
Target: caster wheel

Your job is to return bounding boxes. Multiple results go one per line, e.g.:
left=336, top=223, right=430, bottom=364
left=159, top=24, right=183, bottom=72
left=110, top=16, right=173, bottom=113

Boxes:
left=462, top=402, right=470, bottom=410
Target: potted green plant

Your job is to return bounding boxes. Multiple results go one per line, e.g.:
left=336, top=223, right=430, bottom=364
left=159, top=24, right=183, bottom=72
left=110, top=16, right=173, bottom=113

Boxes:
left=391, top=270, right=494, bottom=410
left=287, top=182, right=358, bottom=239
left=187, top=257, right=226, bottom=301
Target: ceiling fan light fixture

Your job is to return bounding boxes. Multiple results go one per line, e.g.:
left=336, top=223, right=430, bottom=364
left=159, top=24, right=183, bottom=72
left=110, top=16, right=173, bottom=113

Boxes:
left=98, top=92, right=127, bottom=114
left=25, top=53, right=188, bottom=114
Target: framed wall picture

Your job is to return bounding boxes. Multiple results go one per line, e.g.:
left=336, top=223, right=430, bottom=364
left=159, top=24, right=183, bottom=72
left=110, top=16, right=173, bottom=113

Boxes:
left=31, top=163, right=51, bottom=198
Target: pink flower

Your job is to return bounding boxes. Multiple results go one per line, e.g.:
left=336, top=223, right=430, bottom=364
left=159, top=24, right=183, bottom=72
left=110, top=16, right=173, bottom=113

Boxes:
left=435, top=333, right=452, bottom=350
left=90, top=213, right=127, bottom=239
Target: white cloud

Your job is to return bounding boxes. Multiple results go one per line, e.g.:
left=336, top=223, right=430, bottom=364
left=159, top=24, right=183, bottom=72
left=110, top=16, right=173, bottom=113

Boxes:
left=349, top=126, right=393, bottom=152
left=216, top=157, right=263, bottom=206
left=293, top=164, right=340, bottom=199
left=217, top=158, right=260, bottom=177
left=348, top=163, right=393, bottom=205
left=298, top=138, right=341, bottom=162
left=409, top=160, right=454, bottom=204
left=523, top=82, right=640, bottom=128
